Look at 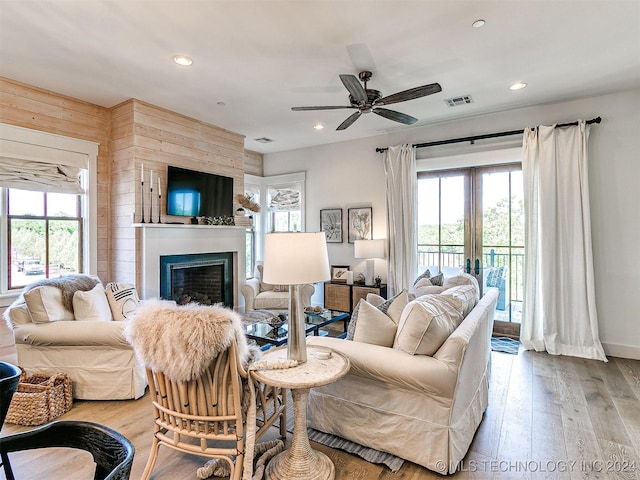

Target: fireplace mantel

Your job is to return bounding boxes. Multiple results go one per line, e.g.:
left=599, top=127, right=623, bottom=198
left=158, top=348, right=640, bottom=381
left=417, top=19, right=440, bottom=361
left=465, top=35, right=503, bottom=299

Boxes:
left=135, top=224, right=246, bottom=309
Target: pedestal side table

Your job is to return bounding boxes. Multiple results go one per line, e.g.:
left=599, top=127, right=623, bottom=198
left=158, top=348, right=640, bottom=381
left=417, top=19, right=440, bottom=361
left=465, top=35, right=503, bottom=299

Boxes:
left=251, top=345, right=350, bottom=480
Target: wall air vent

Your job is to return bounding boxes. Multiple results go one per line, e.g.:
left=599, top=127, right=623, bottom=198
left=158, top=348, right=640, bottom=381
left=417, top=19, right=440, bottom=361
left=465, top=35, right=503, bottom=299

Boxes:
left=254, top=137, right=274, bottom=144
left=444, top=95, right=474, bottom=107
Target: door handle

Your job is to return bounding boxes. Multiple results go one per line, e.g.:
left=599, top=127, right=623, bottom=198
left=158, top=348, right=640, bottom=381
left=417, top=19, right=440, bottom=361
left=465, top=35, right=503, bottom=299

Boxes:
left=475, top=259, right=480, bottom=275
left=465, top=259, right=471, bottom=274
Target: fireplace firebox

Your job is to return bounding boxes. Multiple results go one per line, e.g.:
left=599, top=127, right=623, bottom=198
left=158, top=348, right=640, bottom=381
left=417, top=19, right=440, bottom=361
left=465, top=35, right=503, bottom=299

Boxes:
left=160, top=252, right=234, bottom=307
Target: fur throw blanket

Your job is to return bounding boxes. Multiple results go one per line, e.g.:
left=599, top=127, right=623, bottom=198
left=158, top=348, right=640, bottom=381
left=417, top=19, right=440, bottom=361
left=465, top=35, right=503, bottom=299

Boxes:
left=124, top=299, right=259, bottom=382
left=20, top=274, right=100, bottom=312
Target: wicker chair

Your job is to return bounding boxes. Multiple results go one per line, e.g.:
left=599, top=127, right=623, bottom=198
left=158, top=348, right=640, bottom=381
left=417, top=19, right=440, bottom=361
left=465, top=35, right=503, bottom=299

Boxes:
left=141, top=339, right=286, bottom=480
left=0, top=420, right=134, bottom=480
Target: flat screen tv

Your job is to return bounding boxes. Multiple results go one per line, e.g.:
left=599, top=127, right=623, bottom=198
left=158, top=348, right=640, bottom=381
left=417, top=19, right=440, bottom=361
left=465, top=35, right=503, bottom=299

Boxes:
left=166, top=166, right=234, bottom=218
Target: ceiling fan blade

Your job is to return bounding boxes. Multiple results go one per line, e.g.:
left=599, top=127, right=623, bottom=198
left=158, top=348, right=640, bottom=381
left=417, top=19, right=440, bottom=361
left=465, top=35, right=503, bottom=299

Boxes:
left=339, top=74, right=367, bottom=104
left=373, top=107, right=418, bottom=125
left=377, top=83, right=442, bottom=106
left=291, top=106, right=355, bottom=111
left=336, top=111, right=362, bottom=130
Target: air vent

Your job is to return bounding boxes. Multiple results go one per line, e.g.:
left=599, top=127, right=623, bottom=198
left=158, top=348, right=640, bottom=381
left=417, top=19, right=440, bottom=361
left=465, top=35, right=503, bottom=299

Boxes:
left=253, top=137, right=274, bottom=144
left=444, top=95, right=474, bottom=107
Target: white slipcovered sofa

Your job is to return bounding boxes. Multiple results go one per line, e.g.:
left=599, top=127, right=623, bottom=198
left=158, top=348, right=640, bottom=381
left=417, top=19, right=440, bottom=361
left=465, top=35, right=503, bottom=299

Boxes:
left=3, top=275, right=147, bottom=400
left=241, top=262, right=314, bottom=312
left=307, top=273, right=498, bottom=474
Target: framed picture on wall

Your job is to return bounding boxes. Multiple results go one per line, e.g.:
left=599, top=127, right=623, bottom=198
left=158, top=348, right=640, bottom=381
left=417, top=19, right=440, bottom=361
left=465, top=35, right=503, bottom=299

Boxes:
left=320, top=208, right=343, bottom=243
left=330, top=265, right=350, bottom=283
left=348, top=207, right=372, bottom=243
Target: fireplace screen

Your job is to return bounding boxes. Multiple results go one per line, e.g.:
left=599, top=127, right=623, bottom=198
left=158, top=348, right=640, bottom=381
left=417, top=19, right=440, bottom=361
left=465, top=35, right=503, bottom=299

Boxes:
left=160, top=252, right=233, bottom=307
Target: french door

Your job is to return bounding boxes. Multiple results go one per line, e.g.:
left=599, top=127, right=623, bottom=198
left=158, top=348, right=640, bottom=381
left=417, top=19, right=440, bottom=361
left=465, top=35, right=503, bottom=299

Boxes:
left=417, top=163, right=524, bottom=334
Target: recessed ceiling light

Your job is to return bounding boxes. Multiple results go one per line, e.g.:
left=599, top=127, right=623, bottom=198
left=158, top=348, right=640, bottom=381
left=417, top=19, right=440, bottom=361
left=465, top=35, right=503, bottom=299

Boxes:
left=509, top=82, right=527, bottom=90
left=313, top=123, right=324, bottom=130
left=472, top=19, right=485, bottom=28
left=173, top=55, right=193, bottom=66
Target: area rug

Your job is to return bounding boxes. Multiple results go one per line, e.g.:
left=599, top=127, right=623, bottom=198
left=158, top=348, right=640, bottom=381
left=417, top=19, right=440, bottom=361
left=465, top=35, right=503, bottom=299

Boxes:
left=491, top=336, right=520, bottom=355
left=278, top=390, right=404, bottom=472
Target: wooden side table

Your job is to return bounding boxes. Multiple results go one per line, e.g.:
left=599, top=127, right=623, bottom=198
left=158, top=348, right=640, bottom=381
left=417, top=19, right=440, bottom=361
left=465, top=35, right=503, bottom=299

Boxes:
left=324, top=282, right=388, bottom=312
left=251, top=345, right=350, bottom=480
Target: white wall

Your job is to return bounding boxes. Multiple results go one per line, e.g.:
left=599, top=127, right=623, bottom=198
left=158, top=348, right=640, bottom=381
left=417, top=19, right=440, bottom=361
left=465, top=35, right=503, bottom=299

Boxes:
left=264, top=88, right=640, bottom=359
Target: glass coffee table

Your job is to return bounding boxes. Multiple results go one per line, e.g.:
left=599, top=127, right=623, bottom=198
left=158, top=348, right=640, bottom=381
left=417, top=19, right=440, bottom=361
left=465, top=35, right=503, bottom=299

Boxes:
left=244, top=310, right=350, bottom=347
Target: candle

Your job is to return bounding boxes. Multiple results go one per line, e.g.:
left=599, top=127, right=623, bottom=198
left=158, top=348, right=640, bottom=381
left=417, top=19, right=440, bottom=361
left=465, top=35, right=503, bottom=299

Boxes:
left=158, top=177, right=161, bottom=196
left=141, top=163, right=144, bottom=182
left=150, top=170, right=153, bottom=187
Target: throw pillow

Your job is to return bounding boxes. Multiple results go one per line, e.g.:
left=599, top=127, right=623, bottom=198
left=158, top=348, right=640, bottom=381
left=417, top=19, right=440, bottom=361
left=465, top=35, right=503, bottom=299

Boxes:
left=413, top=269, right=431, bottom=286
left=442, top=284, right=478, bottom=320
left=72, top=284, right=113, bottom=321
left=272, top=285, right=289, bottom=293
left=346, top=289, right=408, bottom=340
left=443, top=273, right=480, bottom=301
left=23, top=286, right=75, bottom=323
left=428, top=272, right=444, bottom=286
left=105, top=282, right=140, bottom=320
left=393, top=295, right=462, bottom=356
left=352, top=300, right=398, bottom=347
left=486, top=266, right=505, bottom=288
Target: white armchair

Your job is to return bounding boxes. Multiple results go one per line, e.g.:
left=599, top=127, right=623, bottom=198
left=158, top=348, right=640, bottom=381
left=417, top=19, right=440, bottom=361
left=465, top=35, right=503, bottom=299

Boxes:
left=241, top=263, right=314, bottom=312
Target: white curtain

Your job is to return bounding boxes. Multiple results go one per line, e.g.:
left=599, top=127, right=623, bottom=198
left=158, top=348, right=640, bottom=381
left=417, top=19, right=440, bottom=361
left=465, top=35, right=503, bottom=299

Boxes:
left=521, top=121, right=607, bottom=362
left=383, top=144, right=417, bottom=296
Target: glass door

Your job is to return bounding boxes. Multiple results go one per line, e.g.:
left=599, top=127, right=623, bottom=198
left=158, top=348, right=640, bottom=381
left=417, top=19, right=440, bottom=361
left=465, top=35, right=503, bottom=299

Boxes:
left=418, top=163, right=524, bottom=333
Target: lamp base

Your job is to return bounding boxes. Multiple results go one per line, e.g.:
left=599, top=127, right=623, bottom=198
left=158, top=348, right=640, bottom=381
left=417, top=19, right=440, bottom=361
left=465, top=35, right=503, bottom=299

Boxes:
left=364, top=259, right=375, bottom=286
left=288, top=284, right=307, bottom=363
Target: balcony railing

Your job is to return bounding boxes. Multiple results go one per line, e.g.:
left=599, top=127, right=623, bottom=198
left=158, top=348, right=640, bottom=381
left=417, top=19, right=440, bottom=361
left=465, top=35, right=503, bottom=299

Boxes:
left=417, top=246, right=524, bottom=303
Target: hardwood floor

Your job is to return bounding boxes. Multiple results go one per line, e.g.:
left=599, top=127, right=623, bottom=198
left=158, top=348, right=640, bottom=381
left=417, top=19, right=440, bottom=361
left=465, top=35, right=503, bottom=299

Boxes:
left=1, top=349, right=639, bottom=480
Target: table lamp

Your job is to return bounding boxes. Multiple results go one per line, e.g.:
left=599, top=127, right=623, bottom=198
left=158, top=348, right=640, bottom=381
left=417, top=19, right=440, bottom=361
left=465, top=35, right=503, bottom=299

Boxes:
left=263, top=232, right=330, bottom=362
left=354, top=239, right=385, bottom=286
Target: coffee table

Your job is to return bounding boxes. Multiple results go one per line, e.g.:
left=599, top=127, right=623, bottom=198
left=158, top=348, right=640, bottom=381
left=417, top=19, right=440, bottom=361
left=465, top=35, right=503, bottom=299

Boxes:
left=244, top=310, right=349, bottom=347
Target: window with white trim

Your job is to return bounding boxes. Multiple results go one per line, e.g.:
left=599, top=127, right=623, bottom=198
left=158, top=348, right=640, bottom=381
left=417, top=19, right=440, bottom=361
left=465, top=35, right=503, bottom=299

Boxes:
left=0, top=123, right=98, bottom=298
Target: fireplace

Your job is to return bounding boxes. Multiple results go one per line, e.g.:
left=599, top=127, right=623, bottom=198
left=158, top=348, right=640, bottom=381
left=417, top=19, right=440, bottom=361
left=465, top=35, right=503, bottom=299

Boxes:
left=160, top=252, right=234, bottom=307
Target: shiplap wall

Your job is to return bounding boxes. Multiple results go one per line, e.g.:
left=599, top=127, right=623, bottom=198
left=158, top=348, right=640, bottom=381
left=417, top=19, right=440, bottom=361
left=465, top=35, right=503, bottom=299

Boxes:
left=0, top=77, right=112, bottom=279
left=244, top=149, right=263, bottom=176
left=110, top=99, right=247, bottom=286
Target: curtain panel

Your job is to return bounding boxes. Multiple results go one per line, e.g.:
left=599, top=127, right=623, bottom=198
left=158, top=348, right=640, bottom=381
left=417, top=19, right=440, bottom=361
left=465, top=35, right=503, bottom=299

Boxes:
left=383, top=144, right=417, bottom=296
left=520, top=121, right=607, bottom=361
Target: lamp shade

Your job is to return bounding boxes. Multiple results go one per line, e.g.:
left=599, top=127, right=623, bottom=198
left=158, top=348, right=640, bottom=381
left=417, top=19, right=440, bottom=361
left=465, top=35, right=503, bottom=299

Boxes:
left=354, top=239, right=385, bottom=259
left=263, top=232, right=330, bottom=285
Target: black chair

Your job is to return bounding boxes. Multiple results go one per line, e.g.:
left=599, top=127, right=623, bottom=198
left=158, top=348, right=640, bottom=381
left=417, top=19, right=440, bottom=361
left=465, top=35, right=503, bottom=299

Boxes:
left=0, top=361, right=21, bottom=431
left=0, top=420, right=134, bottom=480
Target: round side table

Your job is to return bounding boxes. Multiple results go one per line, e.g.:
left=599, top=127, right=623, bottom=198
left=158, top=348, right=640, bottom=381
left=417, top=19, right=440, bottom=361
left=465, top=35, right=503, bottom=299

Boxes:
left=251, top=345, right=350, bottom=480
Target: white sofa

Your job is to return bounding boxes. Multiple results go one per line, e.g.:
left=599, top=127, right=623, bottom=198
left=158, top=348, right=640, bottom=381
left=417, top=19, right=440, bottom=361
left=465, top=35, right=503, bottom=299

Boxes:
left=3, top=275, right=147, bottom=400
left=307, top=275, right=499, bottom=475
left=241, top=262, right=314, bottom=312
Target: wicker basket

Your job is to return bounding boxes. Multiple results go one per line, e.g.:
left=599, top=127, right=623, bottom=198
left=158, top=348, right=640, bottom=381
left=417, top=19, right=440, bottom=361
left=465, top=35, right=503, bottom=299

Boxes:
left=5, top=371, right=73, bottom=426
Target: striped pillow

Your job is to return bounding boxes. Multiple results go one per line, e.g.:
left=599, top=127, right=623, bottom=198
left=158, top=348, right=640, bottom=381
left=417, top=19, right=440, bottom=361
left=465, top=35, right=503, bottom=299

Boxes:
left=105, top=282, right=140, bottom=320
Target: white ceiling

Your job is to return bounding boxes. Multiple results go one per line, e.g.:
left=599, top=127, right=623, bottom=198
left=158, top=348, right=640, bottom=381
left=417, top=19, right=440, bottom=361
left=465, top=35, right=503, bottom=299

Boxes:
left=1, top=1, right=639, bottom=154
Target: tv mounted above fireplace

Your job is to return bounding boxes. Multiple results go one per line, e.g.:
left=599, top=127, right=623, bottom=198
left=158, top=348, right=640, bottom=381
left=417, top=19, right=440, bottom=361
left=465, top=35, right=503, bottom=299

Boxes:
left=166, top=165, right=234, bottom=218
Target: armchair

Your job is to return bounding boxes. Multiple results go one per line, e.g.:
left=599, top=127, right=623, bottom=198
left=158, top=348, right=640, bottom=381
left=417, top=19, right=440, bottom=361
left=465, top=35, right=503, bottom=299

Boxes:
left=242, top=262, right=314, bottom=312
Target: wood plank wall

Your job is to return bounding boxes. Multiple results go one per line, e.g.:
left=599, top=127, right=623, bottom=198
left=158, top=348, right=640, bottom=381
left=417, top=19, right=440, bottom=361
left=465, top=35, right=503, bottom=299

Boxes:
left=0, top=77, right=112, bottom=280
left=244, top=149, right=263, bottom=176
left=110, top=99, right=247, bottom=286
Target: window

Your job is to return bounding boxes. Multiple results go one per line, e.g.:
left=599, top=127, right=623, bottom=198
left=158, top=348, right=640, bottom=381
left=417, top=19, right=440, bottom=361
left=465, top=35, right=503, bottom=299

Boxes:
left=7, top=189, right=83, bottom=289
left=0, top=123, right=98, bottom=300
left=268, top=186, right=302, bottom=232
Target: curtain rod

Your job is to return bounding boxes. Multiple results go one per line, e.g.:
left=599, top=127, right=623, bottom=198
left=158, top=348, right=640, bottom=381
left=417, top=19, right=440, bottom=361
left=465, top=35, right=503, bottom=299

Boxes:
left=375, top=116, right=602, bottom=153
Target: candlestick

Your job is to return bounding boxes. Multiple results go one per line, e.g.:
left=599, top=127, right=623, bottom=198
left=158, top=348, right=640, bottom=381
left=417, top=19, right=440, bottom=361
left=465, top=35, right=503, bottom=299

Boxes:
left=158, top=193, right=162, bottom=224
left=149, top=183, right=154, bottom=224
left=158, top=177, right=162, bottom=196
left=140, top=179, right=145, bottom=223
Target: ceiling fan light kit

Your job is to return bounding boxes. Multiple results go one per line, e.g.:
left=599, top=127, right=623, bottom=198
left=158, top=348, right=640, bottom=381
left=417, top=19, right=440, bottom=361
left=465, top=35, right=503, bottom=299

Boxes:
left=292, top=71, right=442, bottom=130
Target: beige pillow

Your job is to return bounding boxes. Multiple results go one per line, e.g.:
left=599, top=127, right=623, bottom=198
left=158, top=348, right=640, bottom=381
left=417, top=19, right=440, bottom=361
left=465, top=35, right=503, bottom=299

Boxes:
left=346, top=290, right=408, bottom=340
left=73, top=284, right=113, bottom=321
left=443, top=273, right=480, bottom=301
left=393, top=295, right=462, bottom=355
left=352, top=301, right=398, bottom=347
left=7, top=303, right=33, bottom=326
left=442, top=284, right=478, bottom=320
left=23, top=286, right=74, bottom=323
left=105, top=282, right=140, bottom=320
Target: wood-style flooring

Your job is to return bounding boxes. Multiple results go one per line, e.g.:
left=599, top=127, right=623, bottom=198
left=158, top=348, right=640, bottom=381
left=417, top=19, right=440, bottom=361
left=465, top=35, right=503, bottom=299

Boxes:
left=1, top=349, right=639, bottom=480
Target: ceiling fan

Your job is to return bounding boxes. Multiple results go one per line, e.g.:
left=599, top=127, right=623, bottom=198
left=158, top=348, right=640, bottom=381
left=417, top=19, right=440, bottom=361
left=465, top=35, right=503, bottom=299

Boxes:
left=291, top=71, right=442, bottom=130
